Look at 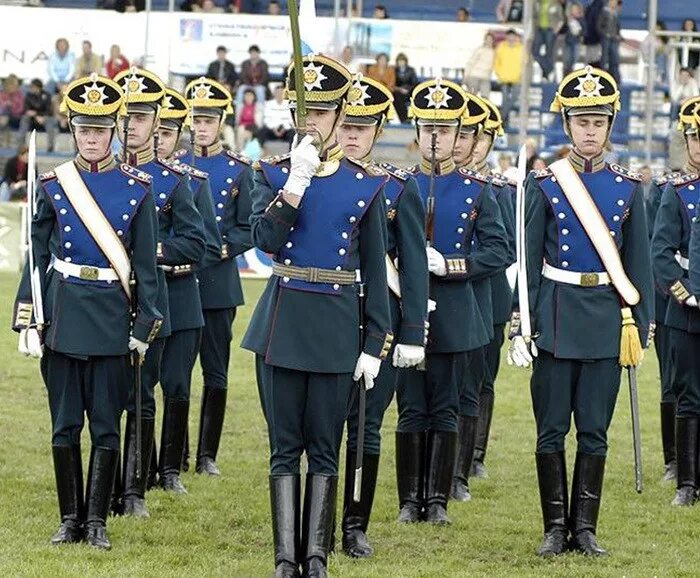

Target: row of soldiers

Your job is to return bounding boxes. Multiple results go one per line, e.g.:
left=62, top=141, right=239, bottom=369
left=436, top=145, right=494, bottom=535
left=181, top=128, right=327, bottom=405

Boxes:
left=13, top=51, right=699, bottom=577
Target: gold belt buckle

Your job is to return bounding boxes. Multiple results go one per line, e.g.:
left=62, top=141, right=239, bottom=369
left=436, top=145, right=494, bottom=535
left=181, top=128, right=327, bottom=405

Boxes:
left=580, top=272, right=599, bottom=287
left=79, top=266, right=99, bottom=281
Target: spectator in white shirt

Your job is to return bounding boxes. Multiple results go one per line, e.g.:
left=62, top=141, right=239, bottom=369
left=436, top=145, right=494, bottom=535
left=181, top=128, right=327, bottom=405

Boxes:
left=257, top=84, right=294, bottom=149
left=672, top=68, right=700, bottom=120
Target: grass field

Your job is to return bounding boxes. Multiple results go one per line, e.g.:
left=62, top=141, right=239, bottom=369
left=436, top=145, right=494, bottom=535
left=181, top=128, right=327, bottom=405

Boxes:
left=1, top=272, right=699, bottom=577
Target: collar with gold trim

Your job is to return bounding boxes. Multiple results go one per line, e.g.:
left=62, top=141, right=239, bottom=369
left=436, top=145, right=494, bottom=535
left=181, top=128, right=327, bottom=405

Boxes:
left=75, top=154, right=117, bottom=173
left=568, top=149, right=606, bottom=173
left=121, top=148, right=155, bottom=167
left=420, top=157, right=455, bottom=176
left=194, top=141, right=224, bottom=157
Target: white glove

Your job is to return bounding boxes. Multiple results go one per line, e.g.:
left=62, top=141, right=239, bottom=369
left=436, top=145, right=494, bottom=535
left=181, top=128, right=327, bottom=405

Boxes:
left=506, top=335, right=538, bottom=368
left=284, top=134, right=321, bottom=197
left=427, top=299, right=437, bottom=313
left=128, top=335, right=149, bottom=358
left=353, top=352, right=382, bottom=390
left=18, top=328, right=43, bottom=358
left=392, top=344, right=425, bottom=368
left=686, top=295, right=698, bottom=308
left=426, top=247, right=447, bottom=277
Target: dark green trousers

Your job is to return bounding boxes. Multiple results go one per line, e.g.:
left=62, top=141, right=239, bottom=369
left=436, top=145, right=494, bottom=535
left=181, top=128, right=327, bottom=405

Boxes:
left=256, top=355, right=355, bottom=475
left=127, top=337, right=165, bottom=418
left=530, top=350, right=621, bottom=456
left=655, top=323, right=675, bottom=403
left=161, top=328, right=201, bottom=400
left=41, top=347, right=130, bottom=449
left=458, top=347, right=486, bottom=418
left=669, top=328, right=700, bottom=416
left=199, top=308, right=235, bottom=390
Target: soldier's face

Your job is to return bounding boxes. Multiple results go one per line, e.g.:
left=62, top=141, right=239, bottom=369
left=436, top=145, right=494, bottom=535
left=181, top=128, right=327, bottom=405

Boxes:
left=418, top=124, right=458, bottom=162
left=120, top=112, right=157, bottom=151
left=305, top=108, right=342, bottom=150
left=192, top=116, right=221, bottom=147
left=336, top=123, right=376, bottom=159
left=157, top=127, right=180, bottom=158
left=568, top=114, right=609, bottom=157
left=74, top=126, right=113, bottom=162
left=470, top=131, right=494, bottom=167
left=452, top=130, right=477, bottom=167
left=687, top=133, right=700, bottom=167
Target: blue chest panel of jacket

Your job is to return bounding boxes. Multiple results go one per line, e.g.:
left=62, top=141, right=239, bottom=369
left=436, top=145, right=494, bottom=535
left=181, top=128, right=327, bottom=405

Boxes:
left=383, top=176, right=405, bottom=253
left=195, top=151, right=248, bottom=234
left=675, top=181, right=700, bottom=255
left=260, top=158, right=386, bottom=294
left=43, top=166, right=148, bottom=286
left=537, top=166, right=634, bottom=272
left=141, top=159, right=180, bottom=212
left=414, top=170, right=481, bottom=257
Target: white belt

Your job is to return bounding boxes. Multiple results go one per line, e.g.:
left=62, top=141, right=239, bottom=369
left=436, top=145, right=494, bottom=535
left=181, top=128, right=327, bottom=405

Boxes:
left=676, top=252, right=689, bottom=271
left=51, top=256, right=120, bottom=282
left=542, top=262, right=611, bottom=287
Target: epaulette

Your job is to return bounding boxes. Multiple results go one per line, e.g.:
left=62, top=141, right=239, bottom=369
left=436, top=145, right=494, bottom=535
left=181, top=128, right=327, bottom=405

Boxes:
left=405, top=165, right=419, bottom=176
left=379, top=161, right=409, bottom=182
left=225, top=149, right=251, bottom=165
left=489, top=174, right=508, bottom=187
left=120, top=163, right=152, bottom=184
left=39, top=170, right=56, bottom=181
left=609, top=163, right=642, bottom=182
left=458, top=167, right=489, bottom=184
left=172, top=149, right=189, bottom=160
left=532, top=167, right=553, bottom=179
left=157, top=157, right=186, bottom=175
left=177, top=163, right=209, bottom=180
left=507, top=178, right=517, bottom=188
left=346, top=156, right=386, bottom=177
left=655, top=171, right=681, bottom=186
left=672, top=172, right=700, bottom=187
left=257, top=153, right=291, bottom=169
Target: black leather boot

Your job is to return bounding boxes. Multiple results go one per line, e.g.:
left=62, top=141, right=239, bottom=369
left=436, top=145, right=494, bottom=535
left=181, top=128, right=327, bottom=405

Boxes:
left=122, top=413, right=155, bottom=517
left=85, top=446, right=119, bottom=550
left=569, top=453, right=608, bottom=556
left=424, top=430, right=457, bottom=525
left=147, top=438, right=158, bottom=490
left=672, top=416, right=698, bottom=506
left=271, top=475, right=301, bottom=578
left=451, top=416, right=478, bottom=502
left=472, top=388, right=494, bottom=479
left=341, top=451, right=379, bottom=558
left=535, top=452, right=569, bottom=557
left=110, top=449, right=123, bottom=516
left=301, top=474, right=337, bottom=578
left=196, top=387, right=227, bottom=476
left=50, top=445, right=84, bottom=545
left=395, top=431, right=425, bottom=523
left=661, top=402, right=677, bottom=482
left=159, top=397, right=190, bottom=494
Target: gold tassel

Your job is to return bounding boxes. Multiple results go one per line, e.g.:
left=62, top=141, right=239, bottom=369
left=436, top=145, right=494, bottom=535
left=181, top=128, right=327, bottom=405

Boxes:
left=619, top=307, right=643, bottom=367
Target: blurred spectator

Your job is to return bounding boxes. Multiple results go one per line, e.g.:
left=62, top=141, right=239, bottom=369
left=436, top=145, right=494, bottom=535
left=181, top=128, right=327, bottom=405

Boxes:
left=456, top=7, right=470, bottom=22
left=393, top=53, right=417, bottom=124
left=562, top=2, right=585, bottom=76
left=532, top=0, right=564, bottom=81
left=235, top=88, right=262, bottom=150
left=236, top=45, right=269, bottom=110
left=367, top=53, right=396, bottom=92
left=582, top=0, right=606, bottom=66
left=525, top=137, right=539, bottom=170
left=228, top=0, right=258, bottom=12
left=496, top=152, right=518, bottom=180
left=200, top=0, right=224, bottom=12
left=268, top=0, right=281, bottom=15
left=52, top=83, right=71, bottom=139
left=597, top=0, right=621, bottom=82
left=258, top=84, right=294, bottom=149
left=639, top=164, right=654, bottom=202
left=531, top=156, right=547, bottom=171
left=47, top=38, right=75, bottom=94
left=677, top=19, right=700, bottom=71
left=207, top=46, right=238, bottom=91
left=466, top=32, right=495, bottom=98
left=75, top=40, right=104, bottom=78
left=0, top=144, right=29, bottom=202
left=494, top=29, right=523, bottom=127
left=116, top=0, right=144, bottom=11
left=18, top=79, right=57, bottom=152
left=373, top=4, right=388, bottom=19
left=496, top=0, right=523, bottom=23
left=339, top=46, right=361, bottom=74
left=0, top=75, right=25, bottom=148
left=671, top=68, right=700, bottom=120
left=641, top=21, right=669, bottom=83
left=105, top=45, right=130, bottom=79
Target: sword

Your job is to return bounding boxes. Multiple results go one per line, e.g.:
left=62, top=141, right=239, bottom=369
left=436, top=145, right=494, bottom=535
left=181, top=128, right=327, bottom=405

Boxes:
left=353, top=270, right=367, bottom=503
left=26, top=130, right=45, bottom=331
left=288, top=0, right=308, bottom=137
left=628, top=365, right=643, bottom=493
left=514, top=144, right=531, bottom=341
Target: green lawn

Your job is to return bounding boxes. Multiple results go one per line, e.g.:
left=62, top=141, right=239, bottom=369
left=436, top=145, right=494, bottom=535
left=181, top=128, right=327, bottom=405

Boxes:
left=0, top=272, right=698, bottom=577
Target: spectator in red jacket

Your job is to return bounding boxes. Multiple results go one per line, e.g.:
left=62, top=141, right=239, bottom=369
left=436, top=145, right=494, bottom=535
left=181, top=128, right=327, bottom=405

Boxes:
left=235, top=45, right=269, bottom=112
left=105, top=45, right=130, bottom=79
left=0, top=74, right=24, bottom=148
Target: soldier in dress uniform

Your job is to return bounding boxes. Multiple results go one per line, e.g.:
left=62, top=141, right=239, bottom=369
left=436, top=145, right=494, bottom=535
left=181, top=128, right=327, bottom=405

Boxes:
left=462, top=96, right=516, bottom=481
left=651, top=96, right=700, bottom=506
left=395, top=79, right=508, bottom=524
left=13, top=74, right=162, bottom=548
left=111, top=68, right=205, bottom=511
left=335, top=75, right=428, bottom=558
left=184, top=76, right=254, bottom=477
left=448, top=93, right=512, bottom=501
left=241, top=54, right=393, bottom=578
left=508, top=66, right=653, bottom=556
